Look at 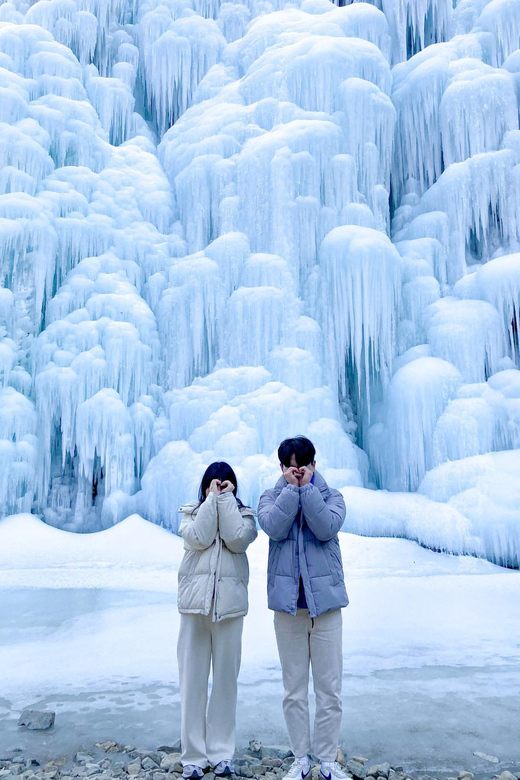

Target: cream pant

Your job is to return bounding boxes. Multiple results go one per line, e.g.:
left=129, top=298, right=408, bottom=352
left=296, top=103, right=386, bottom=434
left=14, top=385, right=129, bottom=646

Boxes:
left=177, top=612, right=243, bottom=767
left=274, top=608, right=343, bottom=762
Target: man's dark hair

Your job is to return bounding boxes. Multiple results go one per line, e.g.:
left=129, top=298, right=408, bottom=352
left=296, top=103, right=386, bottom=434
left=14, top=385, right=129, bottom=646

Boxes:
left=278, top=436, right=316, bottom=468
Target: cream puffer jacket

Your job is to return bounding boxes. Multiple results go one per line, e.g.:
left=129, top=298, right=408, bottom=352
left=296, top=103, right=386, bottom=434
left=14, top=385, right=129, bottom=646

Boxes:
left=177, top=491, right=257, bottom=622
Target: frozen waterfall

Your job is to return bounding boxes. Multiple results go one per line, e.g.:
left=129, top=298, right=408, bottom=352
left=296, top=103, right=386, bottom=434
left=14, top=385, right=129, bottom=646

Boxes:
left=0, top=0, right=519, bottom=567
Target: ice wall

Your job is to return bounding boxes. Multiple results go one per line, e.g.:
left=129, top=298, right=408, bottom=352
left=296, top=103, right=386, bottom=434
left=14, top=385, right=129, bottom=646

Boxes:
left=0, top=0, right=519, bottom=565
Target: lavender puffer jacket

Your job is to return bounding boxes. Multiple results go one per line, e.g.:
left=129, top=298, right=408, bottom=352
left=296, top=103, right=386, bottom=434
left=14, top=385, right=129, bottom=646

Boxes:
left=258, top=471, right=349, bottom=618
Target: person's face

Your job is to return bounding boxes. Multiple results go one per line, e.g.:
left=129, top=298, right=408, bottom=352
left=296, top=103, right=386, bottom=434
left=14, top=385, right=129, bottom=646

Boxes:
left=281, top=454, right=316, bottom=474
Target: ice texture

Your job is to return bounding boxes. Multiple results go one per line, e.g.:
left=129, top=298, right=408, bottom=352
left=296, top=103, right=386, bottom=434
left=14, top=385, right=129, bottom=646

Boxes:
left=0, top=0, right=519, bottom=564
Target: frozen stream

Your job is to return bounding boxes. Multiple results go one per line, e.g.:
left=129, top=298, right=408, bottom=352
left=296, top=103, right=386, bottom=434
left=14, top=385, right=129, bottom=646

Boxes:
left=0, top=514, right=519, bottom=776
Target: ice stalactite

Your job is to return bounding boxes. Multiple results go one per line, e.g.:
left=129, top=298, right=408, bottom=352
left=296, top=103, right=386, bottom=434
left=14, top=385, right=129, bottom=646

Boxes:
left=472, top=252, right=520, bottom=362
left=318, top=225, right=401, bottom=431
left=369, top=357, right=462, bottom=491
left=156, top=252, right=224, bottom=389
left=424, top=297, right=505, bottom=383
left=139, top=9, right=226, bottom=134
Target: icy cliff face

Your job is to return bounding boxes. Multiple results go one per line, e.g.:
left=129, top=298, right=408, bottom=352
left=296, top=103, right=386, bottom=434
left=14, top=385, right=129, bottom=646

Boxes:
left=0, top=0, right=519, bottom=565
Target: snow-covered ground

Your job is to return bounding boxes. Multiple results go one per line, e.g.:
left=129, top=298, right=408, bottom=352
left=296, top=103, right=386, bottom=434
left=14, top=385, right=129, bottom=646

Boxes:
left=1, top=514, right=519, bottom=775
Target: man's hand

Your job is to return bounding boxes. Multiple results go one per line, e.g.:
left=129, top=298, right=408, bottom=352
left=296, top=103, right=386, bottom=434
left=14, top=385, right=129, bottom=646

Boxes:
left=209, top=479, right=221, bottom=495
left=220, top=480, right=235, bottom=493
left=284, top=467, right=301, bottom=486
left=299, top=466, right=313, bottom=486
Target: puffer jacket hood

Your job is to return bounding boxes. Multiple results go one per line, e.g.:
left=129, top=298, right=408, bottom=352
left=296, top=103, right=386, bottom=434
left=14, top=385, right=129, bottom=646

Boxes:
left=177, top=491, right=257, bottom=622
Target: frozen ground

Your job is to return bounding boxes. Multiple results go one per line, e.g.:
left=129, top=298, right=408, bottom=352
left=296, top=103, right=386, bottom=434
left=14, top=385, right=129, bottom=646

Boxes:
left=0, top=514, right=519, bottom=776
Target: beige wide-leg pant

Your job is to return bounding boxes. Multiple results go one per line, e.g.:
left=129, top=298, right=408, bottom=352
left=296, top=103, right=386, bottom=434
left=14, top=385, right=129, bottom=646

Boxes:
left=177, top=612, right=243, bottom=767
left=274, top=608, right=343, bottom=762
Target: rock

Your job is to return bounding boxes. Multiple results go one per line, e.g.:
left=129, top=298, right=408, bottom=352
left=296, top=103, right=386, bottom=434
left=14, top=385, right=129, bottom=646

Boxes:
left=261, top=750, right=292, bottom=762
left=141, top=761, right=158, bottom=773
left=346, top=762, right=367, bottom=780
left=74, top=757, right=94, bottom=766
left=133, top=755, right=160, bottom=767
left=336, top=750, right=346, bottom=768
left=473, top=754, right=499, bottom=764
left=368, top=765, right=391, bottom=779
left=156, top=745, right=181, bottom=757
left=499, top=773, right=517, bottom=780
left=159, top=756, right=181, bottom=772
left=458, top=773, right=474, bottom=780
left=18, top=711, right=55, bottom=731
left=249, top=744, right=262, bottom=757
left=262, top=761, right=282, bottom=769
left=84, top=765, right=102, bottom=777
left=127, top=766, right=141, bottom=776
left=351, top=761, right=369, bottom=767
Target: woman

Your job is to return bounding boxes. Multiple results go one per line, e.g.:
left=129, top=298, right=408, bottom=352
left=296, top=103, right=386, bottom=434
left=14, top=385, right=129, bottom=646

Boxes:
left=177, top=462, right=257, bottom=780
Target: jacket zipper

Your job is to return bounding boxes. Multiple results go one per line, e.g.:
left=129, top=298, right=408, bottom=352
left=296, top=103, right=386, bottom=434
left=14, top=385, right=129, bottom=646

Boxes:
left=212, top=531, right=222, bottom=621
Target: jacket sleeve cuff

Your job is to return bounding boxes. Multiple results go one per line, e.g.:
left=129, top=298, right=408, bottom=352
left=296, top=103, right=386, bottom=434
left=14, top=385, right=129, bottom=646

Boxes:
left=300, top=483, right=315, bottom=495
left=284, top=484, right=300, bottom=494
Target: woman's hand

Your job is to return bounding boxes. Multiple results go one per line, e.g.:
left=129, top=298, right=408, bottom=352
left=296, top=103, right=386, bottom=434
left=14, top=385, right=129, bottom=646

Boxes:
left=220, top=480, right=235, bottom=493
left=207, top=479, right=221, bottom=496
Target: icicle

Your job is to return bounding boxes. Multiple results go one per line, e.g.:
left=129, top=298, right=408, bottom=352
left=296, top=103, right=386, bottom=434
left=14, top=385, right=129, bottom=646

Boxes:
left=222, top=286, right=290, bottom=367
left=145, top=16, right=225, bottom=133
left=440, top=63, right=518, bottom=167
left=157, top=253, right=225, bottom=388
left=86, top=76, right=135, bottom=145
left=477, top=0, right=520, bottom=64
left=369, top=357, right=462, bottom=491
left=76, top=388, right=136, bottom=495
left=217, top=3, right=251, bottom=43
left=424, top=297, right=505, bottom=382
left=318, top=225, right=401, bottom=422
left=473, top=252, right=520, bottom=362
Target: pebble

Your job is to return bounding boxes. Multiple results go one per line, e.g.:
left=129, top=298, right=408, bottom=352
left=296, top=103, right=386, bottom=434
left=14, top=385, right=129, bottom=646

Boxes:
left=346, top=760, right=367, bottom=780
left=74, top=757, right=94, bottom=766
left=0, top=741, right=517, bottom=780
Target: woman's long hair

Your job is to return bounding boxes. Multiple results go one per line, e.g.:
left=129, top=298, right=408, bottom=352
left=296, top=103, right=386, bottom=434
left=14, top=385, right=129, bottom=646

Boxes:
left=195, top=461, right=248, bottom=510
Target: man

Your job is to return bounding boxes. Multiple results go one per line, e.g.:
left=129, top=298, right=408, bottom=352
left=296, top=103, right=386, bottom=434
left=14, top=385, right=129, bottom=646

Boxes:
left=258, top=436, right=349, bottom=780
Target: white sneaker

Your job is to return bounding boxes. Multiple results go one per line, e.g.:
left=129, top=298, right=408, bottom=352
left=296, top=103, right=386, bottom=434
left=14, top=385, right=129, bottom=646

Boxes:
left=284, top=757, right=311, bottom=780
left=182, top=765, right=205, bottom=779
left=320, top=762, right=349, bottom=780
